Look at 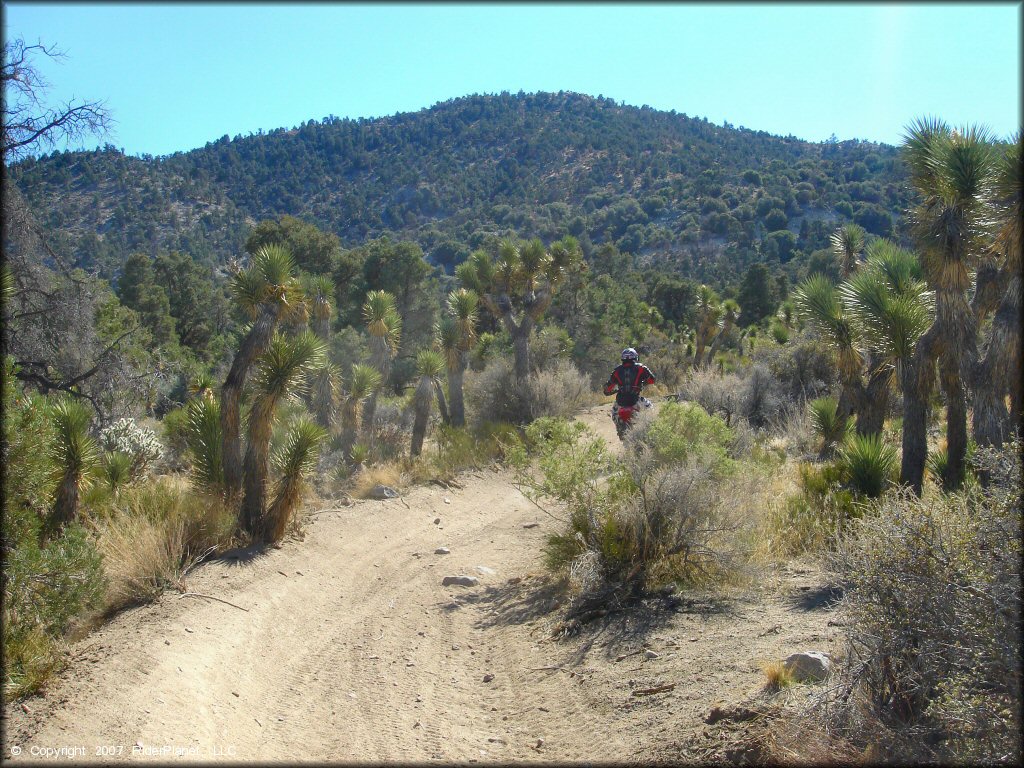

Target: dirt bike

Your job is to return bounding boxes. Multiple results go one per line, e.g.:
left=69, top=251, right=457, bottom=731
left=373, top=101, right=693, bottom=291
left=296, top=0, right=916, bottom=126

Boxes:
left=612, top=395, right=652, bottom=440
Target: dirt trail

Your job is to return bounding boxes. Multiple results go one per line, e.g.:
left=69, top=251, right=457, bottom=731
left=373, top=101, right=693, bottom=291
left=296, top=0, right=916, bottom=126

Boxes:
left=4, top=405, right=844, bottom=763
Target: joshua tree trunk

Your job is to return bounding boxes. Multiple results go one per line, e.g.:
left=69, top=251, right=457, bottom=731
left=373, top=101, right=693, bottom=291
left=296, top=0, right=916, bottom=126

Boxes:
left=51, top=472, right=80, bottom=532
left=448, top=357, right=467, bottom=427
left=410, top=376, right=434, bottom=457
left=941, top=356, right=970, bottom=491
left=973, top=276, right=1022, bottom=448
left=221, top=303, right=279, bottom=497
left=901, top=331, right=939, bottom=496
left=855, top=357, right=890, bottom=437
left=241, top=398, right=275, bottom=538
left=511, top=324, right=532, bottom=381
left=433, top=379, right=449, bottom=425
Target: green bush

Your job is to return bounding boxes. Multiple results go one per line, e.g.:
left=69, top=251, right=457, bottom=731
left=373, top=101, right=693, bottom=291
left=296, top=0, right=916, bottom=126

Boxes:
left=2, top=359, right=106, bottom=696
left=627, top=400, right=737, bottom=477
left=817, top=448, right=1022, bottom=764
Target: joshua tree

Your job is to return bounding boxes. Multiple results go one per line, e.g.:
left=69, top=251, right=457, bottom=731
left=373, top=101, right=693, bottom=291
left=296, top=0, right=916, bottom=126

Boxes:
left=840, top=240, right=933, bottom=438
left=704, top=298, right=741, bottom=367
left=831, top=223, right=867, bottom=278
left=692, top=285, right=722, bottom=366
left=220, top=244, right=304, bottom=497
left=411, top=350, right=445, bottom=457
left=241, top=330, right=325, bottom=539
left=794, top=274, right=864, bottom=435
left=436, top=288, right=479, bottom=428
left=361, top=290, right=401, bottom=443
left=308, top=362, right=340, bottom=430
left=901, top=119, right=997, bottom=493
left=972, top=133, right=1022, bottom=449
left=340, top=363, right=381, bottom=459
left=456, top=236, right=580, bottom=381
left=307, top=274, right=334, bottom=341
left=263, top=416, right=327, bottom=543
left=48, top=397, right=98, bottom=532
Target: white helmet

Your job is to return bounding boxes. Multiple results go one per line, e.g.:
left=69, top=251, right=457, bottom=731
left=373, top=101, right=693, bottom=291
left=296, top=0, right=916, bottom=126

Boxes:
left=621, top=347, right=639, bottom=363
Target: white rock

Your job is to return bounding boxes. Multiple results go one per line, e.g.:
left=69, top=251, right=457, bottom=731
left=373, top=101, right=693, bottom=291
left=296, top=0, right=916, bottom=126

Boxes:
left=442, top=575, right=479, bottom=587
left=783, top=651, right=833, bottom=682
left=475, top=565, right=496, bottom=575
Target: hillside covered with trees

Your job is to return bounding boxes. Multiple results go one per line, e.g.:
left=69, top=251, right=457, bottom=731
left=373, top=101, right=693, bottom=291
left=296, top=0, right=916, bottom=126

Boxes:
left=9, top=91, right=911, bottom=290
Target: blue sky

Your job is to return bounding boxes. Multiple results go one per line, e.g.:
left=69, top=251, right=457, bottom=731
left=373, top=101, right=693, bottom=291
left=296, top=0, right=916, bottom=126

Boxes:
left=4, top=2, right=1021, bottom=158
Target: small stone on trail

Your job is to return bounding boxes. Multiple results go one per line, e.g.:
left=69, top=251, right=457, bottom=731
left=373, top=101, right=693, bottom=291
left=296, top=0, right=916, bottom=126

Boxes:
left=442, top=575, right=479, bottom=587
left=482, top=673, right=494, bottom=683
left=164, top=640, right=170, bottom=645
left=369, top=484, right=400, bottom=500
left=475, top=565, right=496, bottom=575
left=523, top=522, right=540, bottom=529
left=433, top=517, right=441, bottom=525
left=231, top=691, right=239, bottom=697
left=413, top=720, right=422, bottom=728
left=644, top=650, right=660, bottom=660
left=434, top=547, right=450, bottom=555
left=533, top=738, right=545, bottom=750
left=452, top=644, right=461, bottom=650
left=443, top=497, right=451, bottom=504
left=185, top=627, right=193, bottom=633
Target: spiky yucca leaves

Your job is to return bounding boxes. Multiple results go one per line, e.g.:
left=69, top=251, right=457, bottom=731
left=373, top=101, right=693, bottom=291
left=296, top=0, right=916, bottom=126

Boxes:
left=185, top=396, right=222, bottom=492
left=48, top=398, right=98, bottom=530
left=340, top=363, right=381, bottom=458
left=263, top=417, right=327, bottom=543
left=411, top=350, right=445, bottom=457
left=241, top=331, right=326, bottom=539
left=187, top=372, right=216, bottom=402
left=795, top=275, right=863, bottom=378
left=1, top=264, right=14, bottom=305
left=902, top=120, right=999, bottom=492
left=841, top=242, right=933, bottom=377
left=221, top=244, right=304, bottom=496
left=100, top=451, right=133, bottom=494
left=808, top=396, right=849, bottom=459
left=831, top=223, right=867, bottom=278
left=705, top=298, right=741, bottom=367
left=837, top=433, right=898, bottom=498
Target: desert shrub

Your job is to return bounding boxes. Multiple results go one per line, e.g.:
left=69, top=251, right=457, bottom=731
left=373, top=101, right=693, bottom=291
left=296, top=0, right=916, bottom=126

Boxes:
left=751, top=327, right=835, bottom=404
left=740, top=363, right=786, bottom=430
left=367, top=399, right=409, bottom=463
left=98, top=418, right=164, bottom=481
left=465, top=355, right=590, bottom=426
left=769, top=319, right=790, bottom=344
left=161, top=405, right=191, bottom=468
left=625, top=400, right=737, bottom=477
left=805, top=452, right=1022, bottom=765
left=515, top=415, right=747, bottom=613
left=521, top=363, right=590, bottom=421
left=836, top=433, right=898, bottom=498
left=677, top=367, right=745, bottom=426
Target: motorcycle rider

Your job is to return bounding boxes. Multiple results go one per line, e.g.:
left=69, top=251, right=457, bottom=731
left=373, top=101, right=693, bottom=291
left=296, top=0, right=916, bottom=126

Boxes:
left=603, top=348, right=655, bottom=430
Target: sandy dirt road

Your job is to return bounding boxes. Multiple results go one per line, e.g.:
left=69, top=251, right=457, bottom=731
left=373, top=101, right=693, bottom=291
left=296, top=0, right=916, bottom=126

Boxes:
left=4, top=405, right=844, bottom=763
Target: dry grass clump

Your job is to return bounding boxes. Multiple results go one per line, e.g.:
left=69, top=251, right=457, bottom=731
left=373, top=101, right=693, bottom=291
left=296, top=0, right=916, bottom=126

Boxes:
left=349, top=462, right=408, bottom=498
left=761, top=660, right=796, bottom=692
left=465, top=355, right=591, bottom=425
left=90, top=477, right=237, bottom=613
